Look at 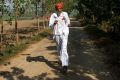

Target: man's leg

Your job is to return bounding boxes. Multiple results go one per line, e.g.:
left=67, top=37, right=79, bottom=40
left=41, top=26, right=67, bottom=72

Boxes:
left=60, top=35, right=69, bottom=74
left=55, top=35, right=62, bottom=56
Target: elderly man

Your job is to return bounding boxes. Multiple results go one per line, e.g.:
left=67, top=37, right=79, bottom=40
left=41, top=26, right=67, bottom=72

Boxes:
left=49, top=2, right=70, bottom=74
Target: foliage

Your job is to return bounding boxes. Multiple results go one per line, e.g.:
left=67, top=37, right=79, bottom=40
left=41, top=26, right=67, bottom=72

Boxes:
left=109, top=16, right=120, bottom=32
left=75, top=0, right=120, bottom=33
left=76, top=0, right=119, bottom=20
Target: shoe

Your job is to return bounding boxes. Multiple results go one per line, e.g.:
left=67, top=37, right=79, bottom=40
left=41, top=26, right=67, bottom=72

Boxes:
left=61, top=66, right=68, bottom=75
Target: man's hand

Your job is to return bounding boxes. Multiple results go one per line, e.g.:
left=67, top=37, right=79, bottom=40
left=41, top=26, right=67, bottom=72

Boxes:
left=68, top=24, right=71, bottom=27
left=54, top=20, right=58, bottom=25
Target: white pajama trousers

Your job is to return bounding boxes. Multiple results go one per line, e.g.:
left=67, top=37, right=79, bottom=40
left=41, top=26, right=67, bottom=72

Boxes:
left=54, top=34, right=69, bottom=66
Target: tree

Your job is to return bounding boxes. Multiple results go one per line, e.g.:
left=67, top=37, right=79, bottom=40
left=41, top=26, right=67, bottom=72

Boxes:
left=14, top=0, right=19, bottom=43
left=76, top=0, right=120, bottom=34
left=0, top=0, right=4, bottom=43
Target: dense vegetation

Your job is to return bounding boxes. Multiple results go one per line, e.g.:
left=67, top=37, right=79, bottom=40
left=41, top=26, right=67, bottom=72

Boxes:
left=75, top=0, right=120, bottom=78
left=76, top=0, right=120, bottom=36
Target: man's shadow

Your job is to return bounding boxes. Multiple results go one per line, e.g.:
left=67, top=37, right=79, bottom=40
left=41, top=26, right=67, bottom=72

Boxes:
left=26, top=56, right=61, bottom=71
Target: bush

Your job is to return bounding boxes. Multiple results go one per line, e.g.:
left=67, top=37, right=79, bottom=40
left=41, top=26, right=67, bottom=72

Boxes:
left=99, top=21, right=110, bottom=32
left=109, top=16, right=120, bottom=32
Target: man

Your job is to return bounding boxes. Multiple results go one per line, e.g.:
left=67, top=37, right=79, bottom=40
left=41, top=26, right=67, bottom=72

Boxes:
left=49, top=2, right=70, bottom=74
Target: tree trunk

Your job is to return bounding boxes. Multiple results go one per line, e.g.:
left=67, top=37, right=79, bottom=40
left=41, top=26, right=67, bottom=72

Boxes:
left=0, top=20, right=3, bottom=43
left=15, top=18, right=19, bottom=44
left=92, top=14, right=96, bottom=23
left=42, top=0, right=46, bottom=29
left=36, top=2, right=40, bottom=31
left=37, top=17, right=40, bottom=31
left=15, top=0, right=19, bottom=44
left=0, top=0, right=4, bottom=43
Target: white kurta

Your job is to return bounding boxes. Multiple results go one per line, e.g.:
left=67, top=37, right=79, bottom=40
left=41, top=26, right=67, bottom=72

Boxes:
left=49, top=11, right=70, bottom=66
left=49, top=12, right=70, bottom=36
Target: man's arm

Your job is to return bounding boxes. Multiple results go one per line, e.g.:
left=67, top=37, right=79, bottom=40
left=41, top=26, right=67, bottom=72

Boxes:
left=49, top=14, right=55, bottom=29
left=49, top=13, right=58, bottom=29
left=65, top=12, right=71, bottom=27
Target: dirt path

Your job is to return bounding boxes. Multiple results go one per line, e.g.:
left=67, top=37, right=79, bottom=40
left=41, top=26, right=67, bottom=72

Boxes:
left=0, top=27, right=114, bottom=80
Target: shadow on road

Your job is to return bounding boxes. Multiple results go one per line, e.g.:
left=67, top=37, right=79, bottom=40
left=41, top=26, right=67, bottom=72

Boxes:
left=43, top=27, right=113, bottom=80
left=0, top=27, right=114, bottom=80
left=26, top=56, right=60, bottom=71
left=0, top=67, right=48, bottom=80
left=26, top=56, right=88, bottom=80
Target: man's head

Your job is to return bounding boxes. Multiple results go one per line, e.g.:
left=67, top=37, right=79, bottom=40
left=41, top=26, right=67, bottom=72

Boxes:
left=55, top=2, right=63, bottom=11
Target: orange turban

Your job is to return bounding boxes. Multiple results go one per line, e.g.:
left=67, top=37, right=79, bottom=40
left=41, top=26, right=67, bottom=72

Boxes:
left=55, top=2, right=63, bottom=10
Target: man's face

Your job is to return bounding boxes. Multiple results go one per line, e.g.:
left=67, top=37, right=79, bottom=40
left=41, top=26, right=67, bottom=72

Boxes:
left=57, top=8, right=62, bottom=12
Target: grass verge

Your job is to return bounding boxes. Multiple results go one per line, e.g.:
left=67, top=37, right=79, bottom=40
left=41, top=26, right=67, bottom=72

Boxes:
left=0, top=29, right=51, bottom=64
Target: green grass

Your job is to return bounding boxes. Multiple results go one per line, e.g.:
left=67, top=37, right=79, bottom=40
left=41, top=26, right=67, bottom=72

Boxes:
left=2, top=43, right=26, bottom=58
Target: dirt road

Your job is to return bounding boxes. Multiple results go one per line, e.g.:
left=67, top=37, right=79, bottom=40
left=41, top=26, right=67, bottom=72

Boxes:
left=0, top=27, right=114, bottom=80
